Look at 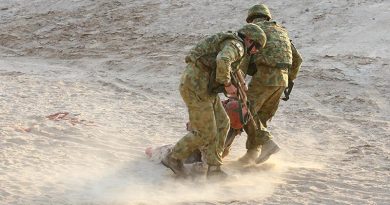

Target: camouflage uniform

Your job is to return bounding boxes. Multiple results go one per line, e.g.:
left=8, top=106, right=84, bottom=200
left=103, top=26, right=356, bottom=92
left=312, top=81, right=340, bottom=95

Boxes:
left=171, top=33, right=247, bottom=166
left=243, top=14, right=302, bottom=151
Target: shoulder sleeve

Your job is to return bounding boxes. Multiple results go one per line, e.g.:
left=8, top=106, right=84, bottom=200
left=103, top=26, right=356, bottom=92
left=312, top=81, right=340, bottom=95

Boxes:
left=289, top=42, right=303, bottom=81
left=215, top=39, right=245, bottom=84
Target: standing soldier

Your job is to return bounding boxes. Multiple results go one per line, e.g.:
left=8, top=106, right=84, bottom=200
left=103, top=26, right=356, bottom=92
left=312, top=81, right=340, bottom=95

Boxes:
left=162, top=23, right=267, bottom=178
left=238, top=4, right=303, bottom=164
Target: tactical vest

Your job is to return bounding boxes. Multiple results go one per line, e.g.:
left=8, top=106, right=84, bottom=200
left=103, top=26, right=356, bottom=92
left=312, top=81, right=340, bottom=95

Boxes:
left=253, top=20, right=292, bottom=68
left=185, top=32, right=244, bottom=71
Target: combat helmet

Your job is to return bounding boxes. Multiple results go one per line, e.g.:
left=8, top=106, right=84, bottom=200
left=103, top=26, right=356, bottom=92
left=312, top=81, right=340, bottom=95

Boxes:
left=246, top=4, right=272, bottom=23
left=237, top=23, right=266, bottom=49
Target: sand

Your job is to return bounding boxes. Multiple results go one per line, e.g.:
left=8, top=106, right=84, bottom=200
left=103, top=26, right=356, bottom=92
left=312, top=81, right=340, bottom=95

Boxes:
left=0, top=0, right=389, bottom=204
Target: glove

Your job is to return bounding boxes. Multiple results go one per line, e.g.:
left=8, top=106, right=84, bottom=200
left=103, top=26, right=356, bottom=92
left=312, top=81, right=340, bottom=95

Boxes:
left=282, top=80, right=294, bottom=101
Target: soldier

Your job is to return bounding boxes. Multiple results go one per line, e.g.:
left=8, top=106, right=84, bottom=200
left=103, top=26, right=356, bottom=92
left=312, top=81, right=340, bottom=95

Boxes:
left=162, top=23, right=267, bottom=178
left=238, top=4, right=303, bottom=164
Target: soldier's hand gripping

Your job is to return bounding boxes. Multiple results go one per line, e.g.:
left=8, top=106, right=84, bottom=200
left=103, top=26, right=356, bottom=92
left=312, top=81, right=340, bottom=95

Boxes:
left=224, top=82, right=237, bottom=97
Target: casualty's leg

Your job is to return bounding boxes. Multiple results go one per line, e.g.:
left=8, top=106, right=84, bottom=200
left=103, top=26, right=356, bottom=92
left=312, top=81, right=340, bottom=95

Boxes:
left=222, top=129, right=240, bottom=158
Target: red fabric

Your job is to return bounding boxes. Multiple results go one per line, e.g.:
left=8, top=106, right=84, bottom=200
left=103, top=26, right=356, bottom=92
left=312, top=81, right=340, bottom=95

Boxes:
left=223, top=99, right=248, bottom=129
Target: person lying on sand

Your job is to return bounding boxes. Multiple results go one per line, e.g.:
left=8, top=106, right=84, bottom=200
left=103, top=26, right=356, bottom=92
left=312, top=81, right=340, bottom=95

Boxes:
left=146, top=98, right=248, bottom=176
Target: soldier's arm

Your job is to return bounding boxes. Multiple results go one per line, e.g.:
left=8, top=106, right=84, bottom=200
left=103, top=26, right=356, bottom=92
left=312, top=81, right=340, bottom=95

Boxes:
left=215, top=40, right=244, bottom=85
left=236, top=55, right=252, bottom=77
left=289, top=41, right=303, bottom=81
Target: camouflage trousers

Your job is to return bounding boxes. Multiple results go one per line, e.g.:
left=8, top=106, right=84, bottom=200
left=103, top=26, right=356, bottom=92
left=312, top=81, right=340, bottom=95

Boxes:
left=244, top=84, right=285, bottom=150
left=171, top=63, right=230, bottom=166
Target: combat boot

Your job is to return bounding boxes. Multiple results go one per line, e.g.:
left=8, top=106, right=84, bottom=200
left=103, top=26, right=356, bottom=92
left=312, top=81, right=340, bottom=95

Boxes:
left=237, top=149, right=259, bottom=164
left=255, top=139, right=280, bottom=164
left=207, top=165, right=228, bottom=180
left=161, top=152, right=187, bottom=177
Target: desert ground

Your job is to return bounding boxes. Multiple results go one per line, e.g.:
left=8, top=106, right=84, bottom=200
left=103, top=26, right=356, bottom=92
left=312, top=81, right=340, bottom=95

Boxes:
left=0, top=0, right=389, bottom=204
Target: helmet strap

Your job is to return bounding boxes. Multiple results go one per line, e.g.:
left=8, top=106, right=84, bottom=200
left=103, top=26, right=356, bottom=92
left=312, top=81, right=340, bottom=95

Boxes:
left=247, top=43, right=255, bottom=54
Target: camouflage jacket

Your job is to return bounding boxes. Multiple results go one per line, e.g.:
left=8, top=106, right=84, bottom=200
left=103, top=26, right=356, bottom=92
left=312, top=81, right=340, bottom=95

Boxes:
left=289, top=42, right=302, bottom=81
left=185, top=32, right=246, bottom=85
left=248, top=18, right=301, bottom=86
